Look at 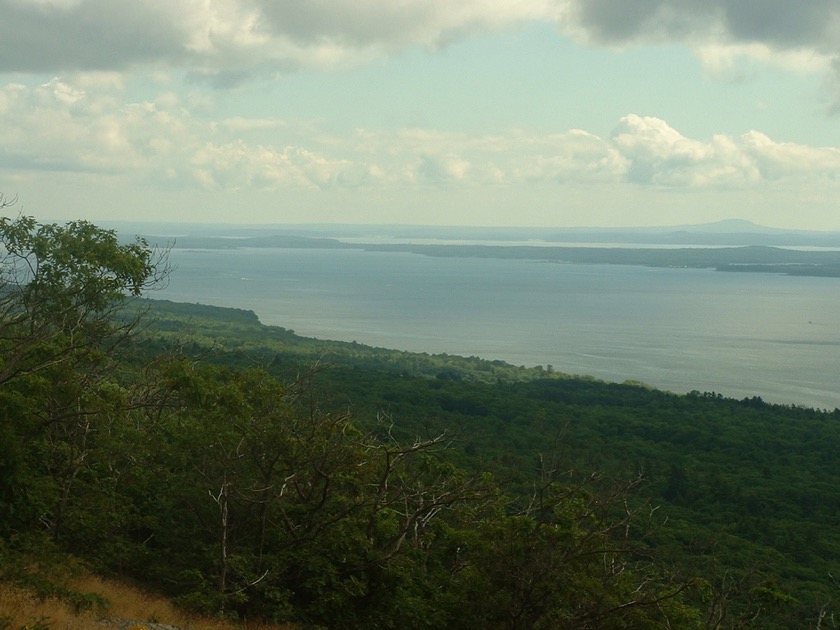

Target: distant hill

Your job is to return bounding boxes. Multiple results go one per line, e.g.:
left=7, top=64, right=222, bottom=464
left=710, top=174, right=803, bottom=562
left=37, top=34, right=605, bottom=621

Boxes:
left=108, top=219, right=840, bottom=249
left=540, top=220, right=840, bottom=247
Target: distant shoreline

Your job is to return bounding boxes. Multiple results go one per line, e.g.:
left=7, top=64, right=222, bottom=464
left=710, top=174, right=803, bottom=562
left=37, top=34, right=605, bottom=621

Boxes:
left=161, top=234, right=840, bottom=278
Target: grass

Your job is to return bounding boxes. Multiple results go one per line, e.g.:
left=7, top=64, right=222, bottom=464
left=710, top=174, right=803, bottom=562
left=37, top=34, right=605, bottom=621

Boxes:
left=0, top=574, right=291, bottom=630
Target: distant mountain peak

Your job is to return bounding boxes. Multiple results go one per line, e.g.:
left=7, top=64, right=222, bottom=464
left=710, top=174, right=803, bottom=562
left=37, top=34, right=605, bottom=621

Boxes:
left=701, top=218, right=759, bottom=229
left=679, top=219, right=774, bottom=233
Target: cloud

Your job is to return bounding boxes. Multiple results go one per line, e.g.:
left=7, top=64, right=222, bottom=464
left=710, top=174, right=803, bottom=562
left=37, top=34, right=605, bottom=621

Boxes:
left=253, top=1, right=558, bottom=51
left=610, top=114, right=840, bottom=187
left=610, top=114, right=756, bottom=186
left=1, top=75, right=837, bottom=194
left=505, top=129, right=628, bottom=183
left=562, top=0, right=840, bottom=99
left=695, top=42, right=828, bottom=76
left=718, top=0, right=838, bottom=49
left=0, top=79, right=189, bottom=177
left=0, top=0, right=189, bottom=72
left=2, top=0, right=839, bottom=105
left=565, top=0, right=840, bottom=52
left=411, top=154, right=471, bottom=185
left=0, top=0, right=558, bottom=76
left=190, top=142, right=359, bottom=190
left=829, top=58, right=840, bottom=115
left=741, top=130, right=840, bottom=180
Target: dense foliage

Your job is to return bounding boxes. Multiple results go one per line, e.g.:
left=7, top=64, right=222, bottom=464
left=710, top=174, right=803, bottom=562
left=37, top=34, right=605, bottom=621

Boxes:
left=2, top=215, right=839, bottom=628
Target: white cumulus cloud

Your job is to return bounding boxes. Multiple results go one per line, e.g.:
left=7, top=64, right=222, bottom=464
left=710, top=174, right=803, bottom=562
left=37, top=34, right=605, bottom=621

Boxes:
left=610, top=114, right=840, bottom=187
left=1, top=74, right=838, bottom=195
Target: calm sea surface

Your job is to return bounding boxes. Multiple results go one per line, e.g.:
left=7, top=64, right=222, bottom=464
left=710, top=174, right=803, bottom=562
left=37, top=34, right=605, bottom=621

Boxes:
left=154, top=247, right=840, bottom=410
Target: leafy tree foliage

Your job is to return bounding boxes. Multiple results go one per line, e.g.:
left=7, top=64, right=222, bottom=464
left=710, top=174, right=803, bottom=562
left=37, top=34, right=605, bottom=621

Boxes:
left=0, top=213, right=167, bottom=541
left=0, top=213, right=166, bottom=385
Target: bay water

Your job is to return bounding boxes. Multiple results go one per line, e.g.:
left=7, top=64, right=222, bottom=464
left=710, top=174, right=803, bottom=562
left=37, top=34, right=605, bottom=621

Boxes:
left=154, top=247, right=840, bottom=410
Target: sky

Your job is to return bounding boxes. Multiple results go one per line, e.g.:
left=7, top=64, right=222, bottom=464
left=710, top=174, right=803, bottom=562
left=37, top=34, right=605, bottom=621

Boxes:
left=1, top=1, right=840, bottom=229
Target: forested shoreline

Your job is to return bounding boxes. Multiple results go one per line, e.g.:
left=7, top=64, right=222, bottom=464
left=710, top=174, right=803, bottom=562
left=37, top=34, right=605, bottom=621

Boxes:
left=134, top=299, right=840, bottom=627
left=2, top=216, right=839, bottom=629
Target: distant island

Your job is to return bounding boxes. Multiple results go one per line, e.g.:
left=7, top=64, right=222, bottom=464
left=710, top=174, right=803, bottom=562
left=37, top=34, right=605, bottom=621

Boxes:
left=113, top=217, right=840, bottom=248
left=109, top=219, right=840, bottom=278
left=360, top=242, right=840, bottom=277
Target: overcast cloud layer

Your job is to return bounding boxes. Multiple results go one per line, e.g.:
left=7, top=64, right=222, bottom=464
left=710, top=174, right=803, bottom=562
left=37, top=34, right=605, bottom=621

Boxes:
left=2, top=1, right=839, bottom=75
left=1, top=0, right=839, bottom=228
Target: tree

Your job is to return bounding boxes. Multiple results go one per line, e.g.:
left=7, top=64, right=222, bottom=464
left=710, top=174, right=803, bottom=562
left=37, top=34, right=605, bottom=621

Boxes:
left=0, top=209, right=168, bottom=540
left=133, top=361, right=495, bottom=624
left=440, top=465, right=700, bottom=629
left=0, top=211, right=168, bottom=386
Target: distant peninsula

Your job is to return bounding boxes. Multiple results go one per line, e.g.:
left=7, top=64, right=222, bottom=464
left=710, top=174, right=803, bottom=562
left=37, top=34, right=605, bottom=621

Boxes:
left=116, top=220, right=840, bottom=278
left=161, top=235, right=840, bottom=278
